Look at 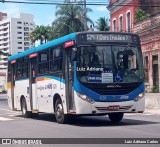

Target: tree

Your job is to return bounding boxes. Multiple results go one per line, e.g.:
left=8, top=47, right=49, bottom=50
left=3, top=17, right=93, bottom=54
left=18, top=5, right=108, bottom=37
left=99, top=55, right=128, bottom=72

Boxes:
left=135, top=9, right=150, bottom=22
left=30, top=25, right=51, bottom=45
left=95, top=17, right=110, bottom=31
left=51, top=0, right=93, bottom=38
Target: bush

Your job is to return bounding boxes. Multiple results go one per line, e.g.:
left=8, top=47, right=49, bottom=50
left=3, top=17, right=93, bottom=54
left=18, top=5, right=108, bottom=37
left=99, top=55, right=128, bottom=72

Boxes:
left=151, top=86, right=159, bottom=93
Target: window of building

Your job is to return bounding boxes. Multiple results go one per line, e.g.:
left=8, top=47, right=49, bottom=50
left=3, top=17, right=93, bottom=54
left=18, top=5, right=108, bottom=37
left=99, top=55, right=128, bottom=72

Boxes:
left=17, top=27, right=22, bottom=29
left=18, top=42, right=22, bottom=44
left=17, top=37, right=22, bottom=39
left=113, top=19, right=116, bottom=32
left=18, top=47, right=22, bottom=49
left=17, top=21, right=22, bottom=24
left=17, top=32, right=22, bottom=34
left=119, top=16, right=123, bottom=32
left=126, top=12, right=131, bottom=32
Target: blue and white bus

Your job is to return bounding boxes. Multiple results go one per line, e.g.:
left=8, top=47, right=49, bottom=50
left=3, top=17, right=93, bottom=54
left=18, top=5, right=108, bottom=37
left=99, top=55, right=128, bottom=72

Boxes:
left=7, top=31, right=145, bottom=123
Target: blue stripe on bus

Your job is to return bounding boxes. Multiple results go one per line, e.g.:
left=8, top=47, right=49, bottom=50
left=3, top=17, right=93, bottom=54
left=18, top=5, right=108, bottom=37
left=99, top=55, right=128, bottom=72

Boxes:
left=8, top=33, right=76, bottom=61
left=73, top=62, right=145, bottom=102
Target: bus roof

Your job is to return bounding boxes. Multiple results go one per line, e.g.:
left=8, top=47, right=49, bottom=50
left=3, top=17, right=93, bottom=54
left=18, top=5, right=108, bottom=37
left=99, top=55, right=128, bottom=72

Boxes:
left=8, top=32, right=76, bottom=61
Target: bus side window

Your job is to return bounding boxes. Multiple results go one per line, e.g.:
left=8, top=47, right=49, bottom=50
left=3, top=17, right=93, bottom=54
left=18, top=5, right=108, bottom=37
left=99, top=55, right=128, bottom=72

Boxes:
left=38, top=50, right=49, bottom=74
left=50, top=47, right=63, bottom=72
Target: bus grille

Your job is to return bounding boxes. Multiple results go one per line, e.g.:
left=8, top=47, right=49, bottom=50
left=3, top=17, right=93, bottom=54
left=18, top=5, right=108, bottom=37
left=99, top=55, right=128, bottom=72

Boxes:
left=81, top=83, right=140, bottom=95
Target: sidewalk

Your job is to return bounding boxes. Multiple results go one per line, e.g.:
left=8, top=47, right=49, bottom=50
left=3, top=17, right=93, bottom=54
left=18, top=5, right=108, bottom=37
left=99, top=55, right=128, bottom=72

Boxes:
left=145, top=93, right=160, bottom=115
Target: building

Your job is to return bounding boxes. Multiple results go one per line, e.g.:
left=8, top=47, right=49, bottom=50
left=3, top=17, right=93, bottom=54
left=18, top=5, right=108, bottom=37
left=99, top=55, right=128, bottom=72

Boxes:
left=107, top=0, right=139, bottom=32
left=0, top=12, right=7, bottom=21
left=134, top=13, right=160, bottom=92
left=0, top=13, right=35, bottom=71
left=0, top=72, right=6, bottom=92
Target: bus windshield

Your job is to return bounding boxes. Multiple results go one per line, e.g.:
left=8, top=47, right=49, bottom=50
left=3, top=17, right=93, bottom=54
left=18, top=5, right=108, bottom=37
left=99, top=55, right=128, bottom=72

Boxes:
left=76, top=45, right=144, bottom=83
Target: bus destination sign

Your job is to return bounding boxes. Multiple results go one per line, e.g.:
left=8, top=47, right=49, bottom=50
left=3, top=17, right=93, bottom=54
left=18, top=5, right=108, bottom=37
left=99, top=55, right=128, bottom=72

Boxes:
left=81, top=34, right=132, bottom=42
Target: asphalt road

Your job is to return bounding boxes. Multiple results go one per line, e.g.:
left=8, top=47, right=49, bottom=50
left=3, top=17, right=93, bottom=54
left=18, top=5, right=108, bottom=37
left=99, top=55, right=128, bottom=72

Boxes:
left=0, top=94, right=160, bottom=147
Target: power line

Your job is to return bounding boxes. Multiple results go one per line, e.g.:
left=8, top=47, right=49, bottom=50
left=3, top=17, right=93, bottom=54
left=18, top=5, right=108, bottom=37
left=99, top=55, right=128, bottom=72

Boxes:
left=0, top=0, right=160, bottom=7
left=0, top=0, right=108, bottom=5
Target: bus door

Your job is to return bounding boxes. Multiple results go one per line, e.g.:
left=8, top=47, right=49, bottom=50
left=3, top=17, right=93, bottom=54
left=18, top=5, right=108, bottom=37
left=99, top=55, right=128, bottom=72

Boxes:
left=11, top=63, right=16, bottom=110
left=29, top=57, right=37, bottom=111
left=65, top=47, right=75, bottom=112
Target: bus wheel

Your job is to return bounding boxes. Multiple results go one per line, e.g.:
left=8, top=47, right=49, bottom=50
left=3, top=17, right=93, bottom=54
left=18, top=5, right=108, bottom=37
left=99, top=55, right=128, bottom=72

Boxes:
left=21, top=98, right=31, bottom=118
left=55, top=98, right=67, bottom=124
left=108, top=113, right=124, bottom=122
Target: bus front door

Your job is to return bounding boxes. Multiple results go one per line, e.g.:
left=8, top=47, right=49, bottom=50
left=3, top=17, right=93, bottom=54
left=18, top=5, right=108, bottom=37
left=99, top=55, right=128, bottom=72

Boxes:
left=65, top=48, right=75, bottom=112
left=29, top=58, right=37, bottom=111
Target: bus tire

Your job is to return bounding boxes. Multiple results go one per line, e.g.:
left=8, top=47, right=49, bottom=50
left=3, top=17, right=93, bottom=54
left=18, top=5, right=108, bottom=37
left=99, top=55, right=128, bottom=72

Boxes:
left=54, top=98, right=68, bottom=124
left=108, top=113, right=124, bottom=122
left=21, top=98, right=31, bottom=118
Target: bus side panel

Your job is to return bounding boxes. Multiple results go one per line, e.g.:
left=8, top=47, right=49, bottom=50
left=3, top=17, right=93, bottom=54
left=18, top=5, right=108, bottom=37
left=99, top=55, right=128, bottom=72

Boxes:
left=32, top=83, right=38, bottom=110
left=36, top=78, right=67, bottom=114
left=14, top=80, right=30, bottom=111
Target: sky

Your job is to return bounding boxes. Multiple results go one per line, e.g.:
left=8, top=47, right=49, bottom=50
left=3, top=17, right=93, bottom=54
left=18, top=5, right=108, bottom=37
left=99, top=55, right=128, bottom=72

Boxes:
left=0, top=0, right=110, bottom=28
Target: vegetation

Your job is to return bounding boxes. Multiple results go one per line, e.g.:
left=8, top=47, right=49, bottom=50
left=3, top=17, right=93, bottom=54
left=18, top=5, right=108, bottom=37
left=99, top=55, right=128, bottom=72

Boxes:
left=51, top=0, right=93, bottom=39
left=95, top=17, right=110, bottom=31
left=0, top=50, right=10, bottom=56
left=135, top=9, right=150, bottom=22
left=29, top=25, right=51, bottom=45
left=151, top=86, right=159, bottom=93
left=29, top=0, right=94, bottom=43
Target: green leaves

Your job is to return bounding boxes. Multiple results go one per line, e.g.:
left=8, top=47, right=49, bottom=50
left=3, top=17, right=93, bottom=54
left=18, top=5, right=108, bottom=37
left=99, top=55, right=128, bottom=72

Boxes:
left=135, top=9, right=150, bottom=22
left=95, top=17, right=110, bottom=31
left=52, top=0, right=93, bottom=38
left=29, top=25, right=52, bottom=45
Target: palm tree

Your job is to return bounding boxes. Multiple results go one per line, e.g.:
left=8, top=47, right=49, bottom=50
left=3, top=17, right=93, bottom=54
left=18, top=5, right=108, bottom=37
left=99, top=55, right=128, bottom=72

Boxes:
left=30, top=25, right=51, bottom=45
left=52, top=0, right=93, bottom=38
left=96, top=17, right=110, bottom=31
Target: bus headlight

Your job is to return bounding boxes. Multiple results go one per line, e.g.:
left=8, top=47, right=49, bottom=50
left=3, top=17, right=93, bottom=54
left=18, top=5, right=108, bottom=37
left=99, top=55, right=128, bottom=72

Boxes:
left=134, top=92, right=145, bottom=102
left=77, top=92, right=95, bottom=104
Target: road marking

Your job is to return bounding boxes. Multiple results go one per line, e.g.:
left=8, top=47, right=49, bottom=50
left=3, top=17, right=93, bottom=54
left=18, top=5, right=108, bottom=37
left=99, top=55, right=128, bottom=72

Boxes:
left=0, top=117, right=13, bottom=121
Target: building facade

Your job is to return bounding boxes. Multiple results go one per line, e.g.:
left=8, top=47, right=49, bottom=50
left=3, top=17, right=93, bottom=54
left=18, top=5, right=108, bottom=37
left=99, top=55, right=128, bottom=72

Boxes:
left=107, top=0, right=139, bottom=32
left=0, top=13, right=35, bottom=71
left=134, top=13, right=160, bottom=92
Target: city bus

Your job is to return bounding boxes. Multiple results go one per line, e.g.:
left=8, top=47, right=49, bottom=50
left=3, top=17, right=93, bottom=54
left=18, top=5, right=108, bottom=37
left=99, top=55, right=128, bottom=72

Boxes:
left=7, top=31, right=145, bottom=124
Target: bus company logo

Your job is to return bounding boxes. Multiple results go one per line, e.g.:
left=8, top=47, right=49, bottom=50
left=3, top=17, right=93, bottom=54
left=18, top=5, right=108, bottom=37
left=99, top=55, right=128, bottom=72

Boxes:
left=107, top=85, right=121, bottom=88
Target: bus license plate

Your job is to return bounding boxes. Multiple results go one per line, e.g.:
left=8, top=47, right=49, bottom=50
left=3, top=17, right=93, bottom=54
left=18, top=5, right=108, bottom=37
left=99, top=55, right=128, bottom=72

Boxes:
left=108, top=105, right=120, bottom=110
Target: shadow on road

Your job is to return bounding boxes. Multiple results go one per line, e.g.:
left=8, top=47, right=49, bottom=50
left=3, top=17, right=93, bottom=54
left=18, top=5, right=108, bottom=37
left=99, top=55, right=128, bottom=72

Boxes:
left=15, top=113, right=160, bottom=127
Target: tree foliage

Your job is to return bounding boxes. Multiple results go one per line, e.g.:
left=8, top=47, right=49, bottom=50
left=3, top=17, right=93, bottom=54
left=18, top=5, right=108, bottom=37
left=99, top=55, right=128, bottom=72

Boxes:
left=51, top=0, right=93, bottom=39
left=29, top=25, right=51, bottom=45
left=95, top=17, right=110, bottom=31
left=135, top=9, right=150, bottom=22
